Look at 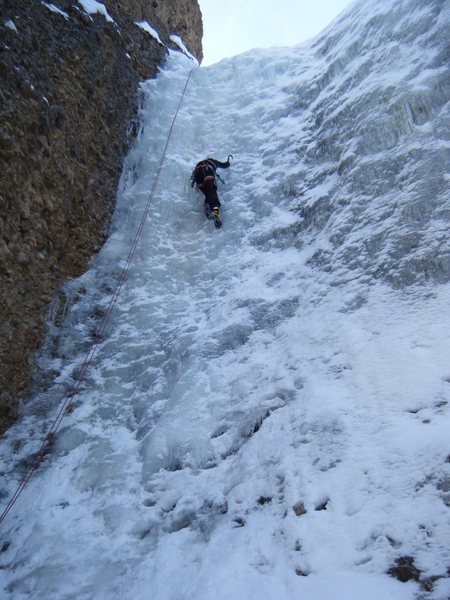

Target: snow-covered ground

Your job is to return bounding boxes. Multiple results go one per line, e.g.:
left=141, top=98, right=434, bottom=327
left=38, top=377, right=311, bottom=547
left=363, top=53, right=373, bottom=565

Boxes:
left=1, top=0, right=449, bottom=598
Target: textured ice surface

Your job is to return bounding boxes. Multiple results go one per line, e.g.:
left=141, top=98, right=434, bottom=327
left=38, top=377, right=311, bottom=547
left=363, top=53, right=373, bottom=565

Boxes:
left=1, top=0, right=449, bottom=598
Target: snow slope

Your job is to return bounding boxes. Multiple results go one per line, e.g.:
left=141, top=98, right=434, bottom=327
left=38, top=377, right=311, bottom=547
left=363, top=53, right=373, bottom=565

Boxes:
left=1, top=0, right=449, bottom=598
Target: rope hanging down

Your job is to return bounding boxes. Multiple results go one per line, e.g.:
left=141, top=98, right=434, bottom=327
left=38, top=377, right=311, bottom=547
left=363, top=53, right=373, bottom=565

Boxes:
left=0, top=65, right=196, bottom=525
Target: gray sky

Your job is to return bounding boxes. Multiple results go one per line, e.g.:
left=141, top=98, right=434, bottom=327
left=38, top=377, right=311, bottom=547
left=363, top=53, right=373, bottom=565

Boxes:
left=199, top=0, right=354, bottom=65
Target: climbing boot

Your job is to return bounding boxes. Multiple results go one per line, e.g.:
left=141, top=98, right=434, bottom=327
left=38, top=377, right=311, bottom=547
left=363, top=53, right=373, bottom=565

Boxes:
left=211, top=207, right=222, bottom=229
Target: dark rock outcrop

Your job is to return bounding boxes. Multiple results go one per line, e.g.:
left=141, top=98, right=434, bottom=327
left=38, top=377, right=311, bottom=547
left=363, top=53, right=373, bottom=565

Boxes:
left=0, top=0, right=202, bottom=433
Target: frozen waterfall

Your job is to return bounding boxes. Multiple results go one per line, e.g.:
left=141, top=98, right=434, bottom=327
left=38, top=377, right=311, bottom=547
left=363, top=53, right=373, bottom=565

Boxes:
left=1, top=0, right=449, bottom=598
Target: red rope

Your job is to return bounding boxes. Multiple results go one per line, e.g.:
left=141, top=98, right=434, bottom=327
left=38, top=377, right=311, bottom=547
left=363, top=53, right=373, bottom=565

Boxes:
left=0, top=65, right=196, bottom=525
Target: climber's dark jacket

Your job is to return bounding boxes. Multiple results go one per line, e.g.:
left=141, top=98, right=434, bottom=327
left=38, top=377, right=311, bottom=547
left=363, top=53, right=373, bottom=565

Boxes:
left=191, top=158, right=230, bottom=209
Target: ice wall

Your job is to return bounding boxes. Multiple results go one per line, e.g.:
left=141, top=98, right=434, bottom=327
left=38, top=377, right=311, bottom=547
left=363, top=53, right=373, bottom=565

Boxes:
left=273, top=0, right=449, bottom=289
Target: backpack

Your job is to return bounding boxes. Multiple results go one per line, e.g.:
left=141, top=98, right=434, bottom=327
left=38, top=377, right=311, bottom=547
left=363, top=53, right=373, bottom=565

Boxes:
left=191, top=160, right=216, bottom=189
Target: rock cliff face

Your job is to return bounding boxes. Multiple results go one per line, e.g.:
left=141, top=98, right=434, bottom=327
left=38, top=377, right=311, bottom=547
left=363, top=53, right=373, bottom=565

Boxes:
left=0, top=0, right=202, bottom=433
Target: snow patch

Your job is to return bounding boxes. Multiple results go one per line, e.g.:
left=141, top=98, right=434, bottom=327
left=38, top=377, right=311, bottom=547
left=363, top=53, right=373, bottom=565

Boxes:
left=77, top=0, right=114, bottom=23
left=41, top=2, right=69, bottom=19
left=4, top=19, right=18, bottom=33
left=170, top=34, right=197, bottom=63
left=135, top=21, right=164, bottom=46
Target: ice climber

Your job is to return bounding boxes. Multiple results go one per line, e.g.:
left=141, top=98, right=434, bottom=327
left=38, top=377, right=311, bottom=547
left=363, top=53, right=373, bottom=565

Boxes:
left=191, top=155, right=233, bottom=229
